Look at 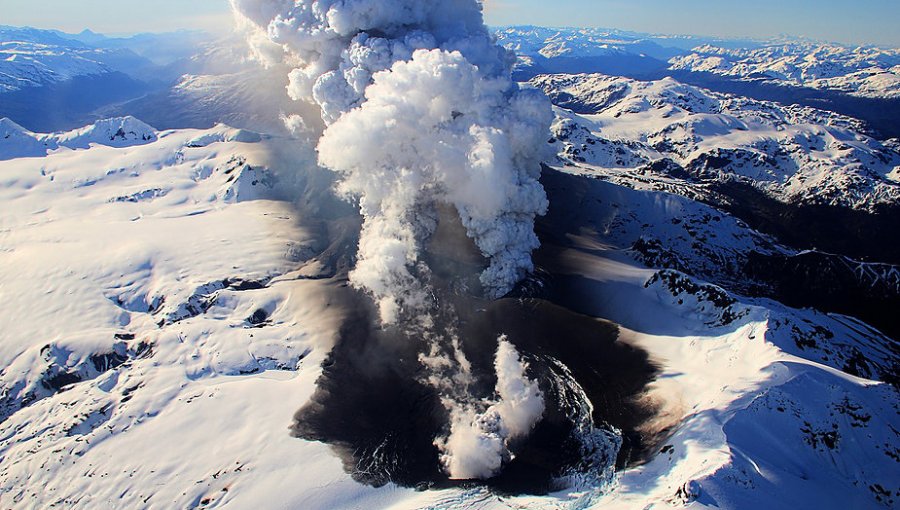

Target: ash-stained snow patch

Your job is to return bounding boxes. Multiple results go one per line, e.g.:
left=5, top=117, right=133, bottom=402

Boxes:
left=524, top=165, right=900, bottom=510
left=291, top=294, right=647, bottom=497
left=644, top=269, right=749, bottom=327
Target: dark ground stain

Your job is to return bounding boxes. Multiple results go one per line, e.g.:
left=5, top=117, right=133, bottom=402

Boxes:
left=290, top=174, right=667, bottom=495
left=291, top=275, right=662, bottom=494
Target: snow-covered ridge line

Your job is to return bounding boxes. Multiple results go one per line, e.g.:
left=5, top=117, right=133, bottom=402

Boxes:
left=493, top=25, right=758, bottom=61
left=0, top=116, right=158, bottom=159
left=495, top=26, right=900, bottom=100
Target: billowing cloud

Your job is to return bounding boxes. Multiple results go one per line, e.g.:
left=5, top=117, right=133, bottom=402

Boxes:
left=230, top=0, right=551, bottom=323
left=230, top=0, right=551, bottom=480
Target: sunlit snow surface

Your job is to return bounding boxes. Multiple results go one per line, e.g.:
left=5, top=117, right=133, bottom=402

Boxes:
left=0, top=120, right=897, bottom=509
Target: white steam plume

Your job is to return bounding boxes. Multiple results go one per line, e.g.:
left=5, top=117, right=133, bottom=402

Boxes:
left=438, top=336, right=545, bottom=480
left=231, top=0, right=551, bottom=480
left=230, top=0, right=552, bottom=323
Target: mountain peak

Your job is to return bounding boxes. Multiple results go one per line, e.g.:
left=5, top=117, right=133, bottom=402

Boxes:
left=59, top=116, right=157, bottom=147
left=0, top=117, right=28, bottom=132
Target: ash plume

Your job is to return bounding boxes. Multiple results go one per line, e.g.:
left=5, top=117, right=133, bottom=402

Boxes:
left=230, top=0, right=553, bottom=480
left=230, top=0, right=551, bottom=323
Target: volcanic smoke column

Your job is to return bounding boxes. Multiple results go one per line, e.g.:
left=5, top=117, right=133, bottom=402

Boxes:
left=231, top=0, right=553, bottom=323
left=231, top=0, right=551, bottom=480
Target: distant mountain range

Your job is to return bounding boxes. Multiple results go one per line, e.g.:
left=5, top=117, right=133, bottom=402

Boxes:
left=496, top=26, right=900, bottom=139
left=670, top=43, right=900, bottom=99
left=497, top=26, right=900, bottom=101
left=3, top=24, right=900, bottom=136
left=0, top=26, right=217, bottom=131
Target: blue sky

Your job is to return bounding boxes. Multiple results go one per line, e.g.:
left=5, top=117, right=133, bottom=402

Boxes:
left=0, top=0, right=232, bottom=35
left=486, top=0, right=900, bottom=46
left=1, top=0, right=898, bottom=46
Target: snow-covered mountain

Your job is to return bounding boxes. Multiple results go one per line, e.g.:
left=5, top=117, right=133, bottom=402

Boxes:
left=494, top=26, right=702, bottom=61
left=0, top=118, right=896, bottom=509
left=670, top=42, right=900, bottom=99
left=532, top=72, right=900, bottom=342
left=0, top=26, right=157, bottom=93
left=0, top=116, right=157, bottom=159
left=532, top=73, right=900, bottom=210
left=498, top=26, right=900, bottom=106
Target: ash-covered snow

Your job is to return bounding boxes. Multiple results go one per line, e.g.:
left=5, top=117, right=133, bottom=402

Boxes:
left=0, top=117, right=896, bottom=509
